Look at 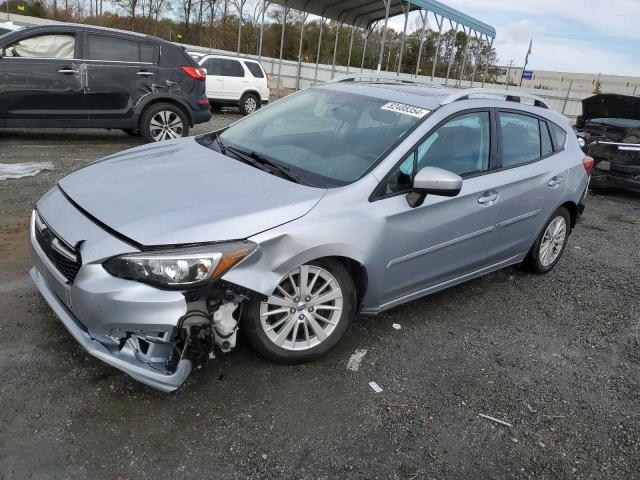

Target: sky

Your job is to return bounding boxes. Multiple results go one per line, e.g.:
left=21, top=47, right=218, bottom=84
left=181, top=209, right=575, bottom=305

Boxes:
left=389, top=0, right=640, bottom=77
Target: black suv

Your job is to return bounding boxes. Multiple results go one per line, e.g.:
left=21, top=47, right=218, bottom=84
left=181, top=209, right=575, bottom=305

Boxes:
left=0, top=24, right=211, bottom=142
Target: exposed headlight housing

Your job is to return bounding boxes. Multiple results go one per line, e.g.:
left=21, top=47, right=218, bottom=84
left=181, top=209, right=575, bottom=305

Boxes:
left=103, top=241, right=256, bottom=289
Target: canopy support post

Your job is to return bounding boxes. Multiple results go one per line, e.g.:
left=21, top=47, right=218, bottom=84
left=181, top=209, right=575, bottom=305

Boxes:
left=236, top=0, right=247, bottom=55
left=360, top=27, right=370, bottom=73
left=482, top=36, right=494, bottom=87
left=430, top=14, right=444, bottom=81
left=346, top=25, right=355, bottom=74
left=396, top=1, right=409, bottom=76
left=314, top=17, right=326, bottom=84
left=296, top=12, right=309, bottom=90
left=276, top=2, right=288, bottom=99
left=415, top=9, right=428, bottom=78
left=457, top=27, right=472, bottom=87
left=258, top=1, right=269, bottom=60
left=444, top=21, right=459, bottom=86
left=470, top=32, right=482, bottom=86
left=331, top=20, right=342, bottom=79
left=376, top=0, right=391, bottom=74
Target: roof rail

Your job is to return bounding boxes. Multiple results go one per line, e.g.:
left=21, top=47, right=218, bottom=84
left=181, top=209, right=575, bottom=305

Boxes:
left=325, top=74, right=442, bottom=89
left=440, top=88, right=550, bottom=109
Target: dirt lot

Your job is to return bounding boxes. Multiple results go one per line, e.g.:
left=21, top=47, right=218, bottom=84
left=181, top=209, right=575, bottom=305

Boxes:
left=1, top=116, right=639, bottom=480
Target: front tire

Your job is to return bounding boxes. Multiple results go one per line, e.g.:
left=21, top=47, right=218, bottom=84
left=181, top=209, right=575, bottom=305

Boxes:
left=140, top=103, right=189, bottom=143
left=523, top=207, right=571, bottom=273
left=243, top=259, right=355, bottom=363
left=239, top=93, right=260, bottom=116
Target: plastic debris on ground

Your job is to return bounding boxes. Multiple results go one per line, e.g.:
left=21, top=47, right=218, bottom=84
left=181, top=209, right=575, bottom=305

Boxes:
left=0, top=162, right=54, bottom=180
left=369, top=381, right=383, bottom=393
left=346, top=349, right=367, bottom=371
left=478, top=413, right=512, bottom=427
left=392, top=323, right=402, bottom=330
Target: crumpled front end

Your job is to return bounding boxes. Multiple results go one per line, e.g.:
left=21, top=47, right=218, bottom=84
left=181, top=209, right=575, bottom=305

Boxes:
left=588, top=141, right=640, bottom=193
left=29, top=187, right=255, bottom=392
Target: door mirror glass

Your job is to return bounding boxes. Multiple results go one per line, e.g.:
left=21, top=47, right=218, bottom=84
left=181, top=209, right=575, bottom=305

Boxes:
left=413, top=166, right=463, bottom=197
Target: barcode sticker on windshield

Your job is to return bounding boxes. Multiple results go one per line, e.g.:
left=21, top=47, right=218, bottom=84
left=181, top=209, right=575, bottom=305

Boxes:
left=381, top=102, right=429, bottom=118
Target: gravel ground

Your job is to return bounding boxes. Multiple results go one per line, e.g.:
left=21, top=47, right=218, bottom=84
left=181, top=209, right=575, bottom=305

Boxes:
left=0, top=116, right=639, bottom=480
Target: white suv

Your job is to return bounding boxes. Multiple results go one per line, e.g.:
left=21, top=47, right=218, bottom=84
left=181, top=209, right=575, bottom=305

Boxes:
left=198, top=54, right=270, bottom=115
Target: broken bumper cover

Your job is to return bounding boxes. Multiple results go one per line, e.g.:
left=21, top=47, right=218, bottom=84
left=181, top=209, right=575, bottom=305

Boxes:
left=29, top=211, right=192, bottom=392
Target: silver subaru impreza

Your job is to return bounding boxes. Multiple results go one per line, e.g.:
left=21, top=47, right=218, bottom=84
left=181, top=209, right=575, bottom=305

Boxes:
left=30, top=79, right=592, bottom=391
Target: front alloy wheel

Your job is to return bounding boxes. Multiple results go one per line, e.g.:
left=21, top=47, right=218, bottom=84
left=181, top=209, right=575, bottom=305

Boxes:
left=243, top=260, right=355, bottom=362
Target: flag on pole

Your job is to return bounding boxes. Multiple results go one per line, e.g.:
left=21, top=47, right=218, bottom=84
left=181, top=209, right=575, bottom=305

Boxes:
left=524, top=39, right=533, bottom=68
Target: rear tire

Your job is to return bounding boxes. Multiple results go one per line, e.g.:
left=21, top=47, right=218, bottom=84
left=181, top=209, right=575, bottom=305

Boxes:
left=140, top=103, right=189, bottom=143
left=239, top=93, right=260, bottom=116
left=523, top=207, right=571, bottom=274
left=242, top=259, right=355, bottom=363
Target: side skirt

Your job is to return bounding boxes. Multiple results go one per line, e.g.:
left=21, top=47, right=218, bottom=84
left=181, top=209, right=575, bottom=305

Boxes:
left=360, top=254, right=524, bottom=316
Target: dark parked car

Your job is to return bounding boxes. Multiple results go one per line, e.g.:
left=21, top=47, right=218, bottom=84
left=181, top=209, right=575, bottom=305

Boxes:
left=574, top=94, right=640, bottom=193
left=0, top=24, right=211, bottom=142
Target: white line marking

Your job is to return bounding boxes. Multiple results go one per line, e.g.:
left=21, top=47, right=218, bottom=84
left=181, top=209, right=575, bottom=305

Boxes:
left=346, top=348, right=368, bottom=372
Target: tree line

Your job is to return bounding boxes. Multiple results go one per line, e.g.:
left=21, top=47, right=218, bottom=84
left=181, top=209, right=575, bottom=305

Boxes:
left=2, top=0, right=499, bottom=80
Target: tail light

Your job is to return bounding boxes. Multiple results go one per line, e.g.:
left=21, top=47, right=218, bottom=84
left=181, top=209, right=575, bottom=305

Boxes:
left=582, top=156, right=594, bottom=175
left=181, top=66, right=207, bottom=81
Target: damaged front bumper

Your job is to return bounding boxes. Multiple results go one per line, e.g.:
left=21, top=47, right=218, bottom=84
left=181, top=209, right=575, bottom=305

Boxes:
left=30, top=266, right=192, bottom=392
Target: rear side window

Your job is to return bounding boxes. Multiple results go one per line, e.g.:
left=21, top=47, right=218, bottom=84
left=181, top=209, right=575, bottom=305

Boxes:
left=202, top=57, right=221, bottom=75
left=4, top=34, right=75, bottom=58
left=88, top=34, right=157, bottom=63
left=549, top=122, right=568, bottom=151
left=245, top=61, right=264, bottom=78
left=540, top=120, right=553, bottom=156
left=499, top=112, right=541, bottom=167
left=222, top=59, right=244, bottom=77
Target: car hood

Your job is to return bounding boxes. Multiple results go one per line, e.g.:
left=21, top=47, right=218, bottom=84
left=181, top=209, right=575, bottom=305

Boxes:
left=58, top=138, right=327, bottom=246
left=582, top=94, right=640, bottom=122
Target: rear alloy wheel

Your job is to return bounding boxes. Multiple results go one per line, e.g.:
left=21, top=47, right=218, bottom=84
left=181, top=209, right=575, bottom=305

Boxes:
left=140, top=103, right=189, bottom=143
left=239, top=93, right=259, bottom=115
left=523, top=207, right=571, bottom=273
left=243, top=260, right=355, bottom=362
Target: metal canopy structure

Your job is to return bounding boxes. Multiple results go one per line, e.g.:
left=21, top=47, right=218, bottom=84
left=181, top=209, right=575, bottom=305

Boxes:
left=247, top=0, right=496, bottom=97
left=268, top=0, right=495, bottom=36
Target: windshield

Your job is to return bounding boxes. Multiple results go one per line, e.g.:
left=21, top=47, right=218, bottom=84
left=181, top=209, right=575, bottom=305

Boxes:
left=588, top=117, right=640, bottom=129
left=218, top=88, right=425, bottom=187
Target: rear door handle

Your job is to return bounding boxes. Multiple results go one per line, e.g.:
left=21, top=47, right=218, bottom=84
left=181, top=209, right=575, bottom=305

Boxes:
left=548, top=176, right=564, bottom=187
left=58, top=68, right=79, bottom=74
left=136, top=70, right=155, bottom=76
left=478, top=192, right=499, bottom=205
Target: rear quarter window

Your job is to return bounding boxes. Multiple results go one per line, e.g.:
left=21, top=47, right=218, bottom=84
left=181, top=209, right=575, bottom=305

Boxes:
left=549, top=122, right=568, bottom=151
left=244, top=61, right=264, bottom=78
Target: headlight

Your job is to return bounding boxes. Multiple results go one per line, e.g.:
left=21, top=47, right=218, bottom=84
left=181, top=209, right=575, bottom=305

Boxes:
left=103, top=241, right=256, bottom=289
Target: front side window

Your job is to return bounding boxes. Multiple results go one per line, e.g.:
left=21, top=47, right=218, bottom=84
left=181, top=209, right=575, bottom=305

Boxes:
left=217, top=88, right=424, bottom=186
left=385, top=152, right=415, bottom=194
left=417, top=112, right=491, bottom=176
left=222, top=59, right=244, bottom=77
left=88, top=34, right=153, bottom=63
left=4, top=33, right=75, bottom=58
left=500, top=112, right=541, bottom=167
left=202, top=57, right=221, bottom=75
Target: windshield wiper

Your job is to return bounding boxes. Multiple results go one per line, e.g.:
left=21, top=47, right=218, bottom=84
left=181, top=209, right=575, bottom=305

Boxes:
left=223, top=144, right=302, bottom=184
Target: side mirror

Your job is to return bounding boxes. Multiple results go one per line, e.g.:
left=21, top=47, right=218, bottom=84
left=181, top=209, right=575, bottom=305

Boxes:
left=406, top=166, right=463, bottom=208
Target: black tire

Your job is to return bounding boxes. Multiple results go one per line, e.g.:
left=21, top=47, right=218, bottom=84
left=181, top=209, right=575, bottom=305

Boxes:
left=523, top=207, right=571, bottom=274
left=242, top=259, right=356, bottom=363
left=122, top=128, right=140, bottom=136
left=140, top=103, right=189, bottom=143
left=239, top=93, right=260, bottom=116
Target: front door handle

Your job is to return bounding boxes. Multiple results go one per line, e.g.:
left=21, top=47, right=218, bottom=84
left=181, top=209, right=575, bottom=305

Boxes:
left=548, top=176, right=564, bottom=187
left=478, top=192, right=499, bottom=205
left=136, top=70, right=155, bottom=76
left=58, top=68, right=79, bottom=74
